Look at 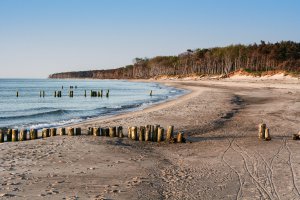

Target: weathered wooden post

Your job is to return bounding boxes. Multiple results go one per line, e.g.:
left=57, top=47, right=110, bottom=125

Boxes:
left=150, top=125, right=155, bottom=141
left=177, top=132, right=184, bottom=143
left=40, top=90, right=42, bottom=97
left=265, top=128, right=271, bottom=141
left=75, top=127, right=81, bottom=135
left=42, top=128, right=50, bottom=138
left=54, top=91, right=57, bottom=97
left=118, top=126, right=124, bottom=138
left=139, top=126, right=145, bottom=141
left=0, top=130, right=4, bottom=143
left=87, top=127, right=92, bottom=135
left=106, top=90, right=109, bottom=98
left=43, top=90, right=45, bottom=98
left=157, top=127, right=164, bottom=142
left=127, top=127, right=131, bottom=138
left=58, top=127, right=66, bottom=136
left=109, top=127, right=117, bottom=137
left=7, top=129, right=12, bottom=142
left=16, top=91, right=19, bottom=97
left=145, top=125, right=151, bottom=141
left=19, top=129, right=27, bottom=141
left=132, top=126, right=137, bottom=140
left=153, top=125, right=160, bottom=142
left=67, top=127, right=75, bottom=136
left=29, top=129, right=38, bottom=140
left=166, top=125, right=174, bottom=141
left=105, top=128, right=109, bottom=136
left=84, top=90, right=87, bottom=97
left=292, top=134, right=299, bottom=140
left=258, top=123, right=266, bottom=139
left=50, top=128, right=57, bottom=137
left=12, top=129, right=18, bottom=142
left=93, top=127, right=100, bottom=136
left=100, top=90, right=103, bottom=97
left=150, top=90, right=152, bottom=96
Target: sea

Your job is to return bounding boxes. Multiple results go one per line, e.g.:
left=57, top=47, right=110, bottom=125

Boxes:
left=0, top=79, right=186, bottom=129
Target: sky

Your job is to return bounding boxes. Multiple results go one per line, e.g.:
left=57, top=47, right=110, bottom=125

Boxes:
left=0, top=0, right=299, bottom=78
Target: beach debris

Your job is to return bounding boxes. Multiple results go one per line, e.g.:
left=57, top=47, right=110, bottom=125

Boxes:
left=19, top=129, right=27, bottom=141
left=258, top=123, right=266, bottom=139
left=12, top=129, right=18, bottom=142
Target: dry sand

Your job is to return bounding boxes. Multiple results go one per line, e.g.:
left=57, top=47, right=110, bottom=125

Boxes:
left=0, top=77, right=300, bottom=199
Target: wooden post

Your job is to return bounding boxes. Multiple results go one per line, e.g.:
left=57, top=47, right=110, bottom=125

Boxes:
left=153, top=125, right=160, bottom=142
left=7, top=129, right=12, bottom=142
left=166, top=125, right=174, bottom=141
left=16, top=91, right=19, bottom=97
left=118, top=126, right=124, bottom=138
left=265, top=128, right=271, bottom=141
left=258, top=123, right=266, bottom=139
left=75, top=127, right=81, bottom=135
left=157, top=127, right=164, bottom=142
left=50, top=128, right=57, bottom=137
left=150, top=90, right=152, bottom=96
left=100, top=90, right=103, bottom=97
left=139, top=126, right=145, bottom=141
left=109, top=127, right=116, bottom=137
left=58, top=128, right=66, bottom=136
left=177, top=132, right=184, bottom=143
left=29, top=129, right=38, bottom=140
left=12, top=129, right=18, bottom=142
left=0, top=129, right=4, bottom=143
left=40, top=90, right=42, bottom=97
left=106, top=90, right=109, bottom=98
left=67, top=127, right=75, bottom=136
left=145, top=125, right=151, bottom=141
left=54, top=91, right=57, bottom=97
left=87, top=127, right=92, bottom=135
left=43, top=90, right=45, bottom=98
left=150, top=125, right=155, bottom=141
left=128, top=127, right=131, bottom=138
left=131, top=126, right=137, bottom=140
left=42, top=128, right=50, bottom=138
left=84, top=90, right=87, bottom=97
left=19, top=129, right=27, bottom=141
left=292, top=134, right=299, bottom=140
left=93, top=127, right=100, bottom=136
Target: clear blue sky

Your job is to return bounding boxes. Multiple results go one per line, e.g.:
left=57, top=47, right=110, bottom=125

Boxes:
left=0, top=0, right=299, bottom=78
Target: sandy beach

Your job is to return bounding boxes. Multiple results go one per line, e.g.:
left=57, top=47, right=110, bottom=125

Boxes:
left=0, top=77, right=300, bottom=200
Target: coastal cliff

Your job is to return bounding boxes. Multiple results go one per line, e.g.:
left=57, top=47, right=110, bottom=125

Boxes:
left=49, top=41, right=300, bottom=79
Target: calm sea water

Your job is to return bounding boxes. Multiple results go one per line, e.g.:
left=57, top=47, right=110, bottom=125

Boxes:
left=0, top=79, right=185, bottom=129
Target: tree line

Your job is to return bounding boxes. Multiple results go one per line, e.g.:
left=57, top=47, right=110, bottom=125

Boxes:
left=49, top=41, right=300, bottom=79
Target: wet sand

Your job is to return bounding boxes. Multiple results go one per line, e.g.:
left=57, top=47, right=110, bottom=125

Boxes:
left=0, top=78, right=300, bottom=199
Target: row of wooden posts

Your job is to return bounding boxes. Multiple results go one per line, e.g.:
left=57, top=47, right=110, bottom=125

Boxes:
left=0, top=125, right=184, bottom=143
left=17, top=90, right=153, bottom=97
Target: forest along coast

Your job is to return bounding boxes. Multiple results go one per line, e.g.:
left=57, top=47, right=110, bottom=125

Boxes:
left=0, top=78, right=299, bottom=199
